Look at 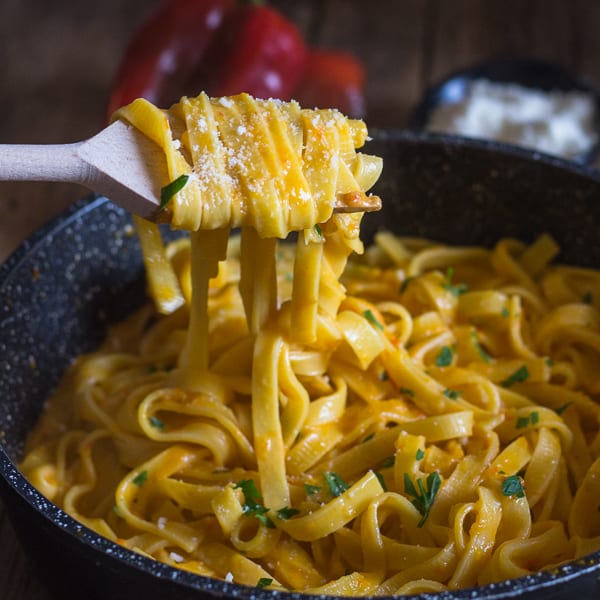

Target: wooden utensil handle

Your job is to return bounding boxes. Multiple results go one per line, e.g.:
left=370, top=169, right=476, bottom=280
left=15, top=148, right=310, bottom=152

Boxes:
left=0, top=142, right=89, bottom=184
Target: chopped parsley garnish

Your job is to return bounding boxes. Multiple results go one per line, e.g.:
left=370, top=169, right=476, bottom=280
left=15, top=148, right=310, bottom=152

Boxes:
left=582, top=291, right=593, bottom=304
left=471, top=330, right=491, bottom=363
left=113, top=505, right=122, bottom=517
left=324, top=472, right=349, bottom=497
left=403, top=471, right=442, bottom=527
left=305, top=484, right=321, bottom=496
left=416, top=448, right=425, bottom=460
left=249, top=506, right=273, bottom=528
left=399, top=387, right=415, bottom=397
left=363, top=309, right=384, bottom=330
left=257, top=578, right=273, bottom=589
left=235, top=479, right=262, bottom=502
left=314, top=224, right=323, bottom=237
left=555, top=402, right=572, bottom=415
left=546, top=358, right=554, bottom=367
left=133, top=470, right=148, bottom=487
left=442, top=267, right=468, bottom=297
left=502, top=475, right=525, bottom=498
left=501, top=365, right=529, bottom=388
left=450, top=284, right=469, bottom=297
left=501, top=307, right=510, bottom=318
left=381, top=456, right=396, bottom=469
left=436, top=345, right=454, bottom=367
left=380, top=370, right=389, bottom=381
left=443, top=388, right=461, bottom=400
left=400, top=277, right=413, bottom=293
left=276, top=507, right=300, bottom=520
left=516, top=411, right=539, bottom=429
left=284, top=272, right=294, bottom=282
left=159, top=174, right=189, bottom=210
left=362, top=432, right=375, bottom=443
left=374, top=471, right=387, bottom=491
left=235, top=479, right=274, bottom=527
left=150, top=416, right=165, bottom=431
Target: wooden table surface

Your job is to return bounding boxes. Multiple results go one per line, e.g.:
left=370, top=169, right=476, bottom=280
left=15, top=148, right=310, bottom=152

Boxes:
left=1, top=0, right=600, bottom=597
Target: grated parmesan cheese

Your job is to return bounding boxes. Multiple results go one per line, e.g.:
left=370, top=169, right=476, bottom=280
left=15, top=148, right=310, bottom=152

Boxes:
left=169, top=551, right=184, bottom=563
left=426, top=79, right=598, bottom=159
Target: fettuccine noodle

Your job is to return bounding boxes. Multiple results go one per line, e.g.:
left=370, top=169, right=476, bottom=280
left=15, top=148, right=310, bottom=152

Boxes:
left=20, top=93, right=600, bottom=595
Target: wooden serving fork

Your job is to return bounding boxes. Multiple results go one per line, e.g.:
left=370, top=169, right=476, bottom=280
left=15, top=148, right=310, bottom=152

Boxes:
left=0, top=121, right=381, bottom=220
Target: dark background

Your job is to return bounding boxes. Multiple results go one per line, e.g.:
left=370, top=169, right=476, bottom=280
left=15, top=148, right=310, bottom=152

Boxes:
left=1, top=0, right=600, bottom=597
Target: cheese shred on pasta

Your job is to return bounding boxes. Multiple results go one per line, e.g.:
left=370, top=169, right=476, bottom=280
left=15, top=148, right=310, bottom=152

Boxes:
left=21, top=93, right=600, bottom=595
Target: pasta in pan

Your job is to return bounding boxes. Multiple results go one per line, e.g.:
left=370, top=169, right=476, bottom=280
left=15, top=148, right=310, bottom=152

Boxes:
left=20, top=93, right=600, bottom=595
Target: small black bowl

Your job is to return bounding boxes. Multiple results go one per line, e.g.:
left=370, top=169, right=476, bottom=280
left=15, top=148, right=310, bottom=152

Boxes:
left=407, top=57, right=600, bottom=165
left=2, top=133, right=600, bottom=599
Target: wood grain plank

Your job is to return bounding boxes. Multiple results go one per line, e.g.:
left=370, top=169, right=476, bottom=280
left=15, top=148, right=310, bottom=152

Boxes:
left=0, top=506, right=51, bottom=599
left=527, top=0, right=577, bottom=67
left=0, top=0, right=153, bottom=261
left=571, top=0, right=600, bottom=86
left=270, top=0, right=322, bottom=40
left=425, top=0, right=597, bottom=114
left=429, top=0, right=532, bottom=84
left=315, top=0, right=428, bottom=127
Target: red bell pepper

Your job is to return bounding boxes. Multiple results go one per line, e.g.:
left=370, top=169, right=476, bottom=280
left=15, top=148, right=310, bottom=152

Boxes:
left=294, top=49, right=366, bottom=118
left=107, top=0, right=308, bottom=116
left=107, top=0, right=366, bottom=118
left=107, top=0, right=235, bottom=116
left=200, top=3, right=308, bottom=100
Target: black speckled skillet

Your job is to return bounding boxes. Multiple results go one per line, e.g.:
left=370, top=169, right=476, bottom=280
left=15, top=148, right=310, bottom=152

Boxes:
left=1, top=132, right=599, bottom=599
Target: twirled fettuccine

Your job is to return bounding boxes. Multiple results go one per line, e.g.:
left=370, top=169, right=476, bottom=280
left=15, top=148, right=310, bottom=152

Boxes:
left=113, top=93, right=381, bottom=314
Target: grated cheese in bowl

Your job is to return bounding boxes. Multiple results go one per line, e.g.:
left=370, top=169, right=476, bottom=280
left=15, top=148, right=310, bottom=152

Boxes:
left=425, top=79, right=599, bottom=161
